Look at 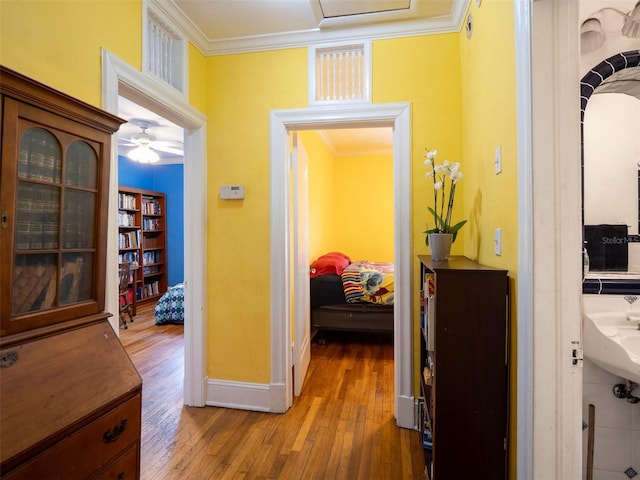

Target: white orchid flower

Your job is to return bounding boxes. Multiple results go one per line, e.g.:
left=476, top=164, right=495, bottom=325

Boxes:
left=451, top=171, right=463, bottom=184
left=424, top=146, right=467, bottom=244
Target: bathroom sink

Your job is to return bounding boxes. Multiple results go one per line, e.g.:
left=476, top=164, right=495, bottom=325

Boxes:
left=621, top=335, right=640, bottom=358
left=582, top=310, right=640, bottom=384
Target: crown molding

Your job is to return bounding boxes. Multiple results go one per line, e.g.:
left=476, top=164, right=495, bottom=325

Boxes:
left=158, top=0, right=470, bottom=56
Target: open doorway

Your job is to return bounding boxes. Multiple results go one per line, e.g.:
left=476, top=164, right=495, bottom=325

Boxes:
left=270, top=102, right=415, bottom=427
left=292, top=127, right=395, bottom=397
left=117, top=95, right=186, bottom=302
left=102, top=50, right=208, bottom=407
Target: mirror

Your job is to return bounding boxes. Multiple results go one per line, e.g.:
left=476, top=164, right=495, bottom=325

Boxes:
left=582, top=51, right=640, bottom=294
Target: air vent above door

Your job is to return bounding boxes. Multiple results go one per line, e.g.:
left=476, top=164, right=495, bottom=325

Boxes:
left=309, top=42, right=371, bottom=105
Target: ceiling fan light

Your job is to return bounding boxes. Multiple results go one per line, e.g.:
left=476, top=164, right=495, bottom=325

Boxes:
left=128, top=145, right=159, bottom=164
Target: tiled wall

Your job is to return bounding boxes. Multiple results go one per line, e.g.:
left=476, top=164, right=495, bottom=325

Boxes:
left=582, top=359, right=640, bottom=479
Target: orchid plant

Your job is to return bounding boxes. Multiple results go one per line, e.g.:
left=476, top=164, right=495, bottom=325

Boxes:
left=424, top=148, right=467, bottom=246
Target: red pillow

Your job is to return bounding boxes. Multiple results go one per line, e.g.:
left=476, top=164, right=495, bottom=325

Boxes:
left=309, top=252, right=351, bottom=278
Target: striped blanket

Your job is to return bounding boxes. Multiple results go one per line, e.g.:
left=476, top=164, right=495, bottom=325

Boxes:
left=341, top=261, right=394, bottom=305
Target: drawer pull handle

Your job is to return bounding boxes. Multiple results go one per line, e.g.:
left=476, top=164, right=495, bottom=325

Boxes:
left=103, top=419, right=128, bottom=443
left=117, top=474, right=125, bottom=480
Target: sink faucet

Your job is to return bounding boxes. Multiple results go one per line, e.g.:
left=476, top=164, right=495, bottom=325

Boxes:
left=628, top=312, right=640, bottom=330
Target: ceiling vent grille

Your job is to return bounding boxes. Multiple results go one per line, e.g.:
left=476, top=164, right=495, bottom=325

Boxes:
left=309, top=42, right=371, bottom=105
left=144, top=8, right=187, bottom=94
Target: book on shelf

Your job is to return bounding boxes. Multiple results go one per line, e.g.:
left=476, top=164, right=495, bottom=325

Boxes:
left=142, top=250, right=161, bottom=265
left=118, top=211, right=136, bottom=227
left=143, top=280, right=160, bottom=297
left=142, top=196, right=162, bottom=215
left=143, top=266, right=160, bottom=275
left=118, top=251, right=139, bottom=267
left=119, top=231, right=140, bottom=249
left=118, top=193, right=137, bottom=210
left=142, top=217, right=161, bottom=230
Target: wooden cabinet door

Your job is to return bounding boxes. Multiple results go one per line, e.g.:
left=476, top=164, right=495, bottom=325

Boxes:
left=0, top=97, right=113, bottom=337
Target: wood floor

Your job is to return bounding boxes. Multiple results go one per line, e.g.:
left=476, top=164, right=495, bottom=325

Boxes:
left=120, top=303, right=425, bottom=479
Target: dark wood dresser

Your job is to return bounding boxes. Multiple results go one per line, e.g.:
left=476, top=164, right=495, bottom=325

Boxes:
left=0, top=66, right=142, bottom=479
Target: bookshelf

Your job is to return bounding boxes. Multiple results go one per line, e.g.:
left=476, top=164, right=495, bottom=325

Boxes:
left=417, top=256, right=509, bottom=480
left=118, top=186, right=168, bottom=308
left=118, top=189, right=141, bottom=316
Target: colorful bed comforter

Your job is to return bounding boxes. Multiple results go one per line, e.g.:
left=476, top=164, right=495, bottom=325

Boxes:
left=154, top=283, right=184, bottom=325
left=341, top=261, right=394, bottom=305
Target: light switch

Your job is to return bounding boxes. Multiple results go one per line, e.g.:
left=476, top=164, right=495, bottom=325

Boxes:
left=494, top=145, right=502, bottom=175
left=494, top=228, right=502, bottom=256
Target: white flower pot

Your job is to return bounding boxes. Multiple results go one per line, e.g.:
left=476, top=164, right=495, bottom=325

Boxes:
left=429, top=233, right=453, bottom=261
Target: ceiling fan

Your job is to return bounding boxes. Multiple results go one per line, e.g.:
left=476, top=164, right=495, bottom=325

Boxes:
left=121, top=120, right=184, bottom=163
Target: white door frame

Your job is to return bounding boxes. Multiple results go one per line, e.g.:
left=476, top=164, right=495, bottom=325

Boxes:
left=515, top=1, right=582, bottom=478
left=102, top=50, right=208, bottom=406
left=269, top=103, right=414, bottom=427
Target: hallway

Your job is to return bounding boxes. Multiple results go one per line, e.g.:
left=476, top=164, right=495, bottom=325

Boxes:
left=120, top=305, right=424, bottom=479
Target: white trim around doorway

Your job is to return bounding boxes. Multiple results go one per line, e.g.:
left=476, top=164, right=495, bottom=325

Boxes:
left=101, top=50, right=208, bottom=407
left=268, top=102, right=415, bottom=427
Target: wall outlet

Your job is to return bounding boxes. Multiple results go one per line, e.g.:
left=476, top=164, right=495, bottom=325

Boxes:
left=494, top=145, right=502, bottom=174
left=494, top=228, right=502, bottom=256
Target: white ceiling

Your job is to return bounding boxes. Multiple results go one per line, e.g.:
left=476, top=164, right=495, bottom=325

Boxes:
left=118, top=96, right=185, bottom=164
left=119, top=0, right=466, bottom=162
left=168, top=0, right=463, bottom=55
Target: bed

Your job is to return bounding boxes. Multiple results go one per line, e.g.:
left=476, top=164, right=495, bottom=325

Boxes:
left=154, top=283, right=185, bottom=325
left=309, top=252, right=394, bottom=341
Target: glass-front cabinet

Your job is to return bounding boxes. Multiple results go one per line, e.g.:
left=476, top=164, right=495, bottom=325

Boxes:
left=0, top=66, right=124, bottom=341
left=0, top=67, right=143, bottom=480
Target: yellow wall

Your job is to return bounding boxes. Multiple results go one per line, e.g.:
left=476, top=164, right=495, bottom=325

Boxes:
left=330, top=153, right=394, bottom=262
left=459, top=2, right=518, bottom=477
left=372, top=34, right=464, bottom=253
left=206, top=34, right=463, bottom=383
left=0, top=0, right=141, bottom=107
left=206, top=49, right=308, bottom=383
left=302, top=132, right=394, bottom=263
left=188, top=43, right=208, bottom=114
left=299, top=131, right=337, bottom=261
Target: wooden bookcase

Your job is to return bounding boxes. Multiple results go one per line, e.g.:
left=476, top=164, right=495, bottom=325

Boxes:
left=118, top=186, right=167, bottom=307
left=0, top=66, right=142, bottom=479
left=418, top=255, right=509, bottom=480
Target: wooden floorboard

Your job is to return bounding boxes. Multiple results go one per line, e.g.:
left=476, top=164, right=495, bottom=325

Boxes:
left=120, top=303, right=425, bottom=479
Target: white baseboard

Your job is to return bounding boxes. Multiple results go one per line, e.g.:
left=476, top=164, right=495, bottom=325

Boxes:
left=206, top=378, right=286, bottom=412
left=396, top=394, right=416, bottom=430
left=205, top=380, right=416, bottom=427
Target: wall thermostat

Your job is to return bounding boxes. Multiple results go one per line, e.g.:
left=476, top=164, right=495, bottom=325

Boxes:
left=220, top=185, right=244, bottom=200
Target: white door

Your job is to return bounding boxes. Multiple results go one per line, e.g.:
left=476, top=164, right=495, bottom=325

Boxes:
left=292, top=132, right=311, bottom=396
